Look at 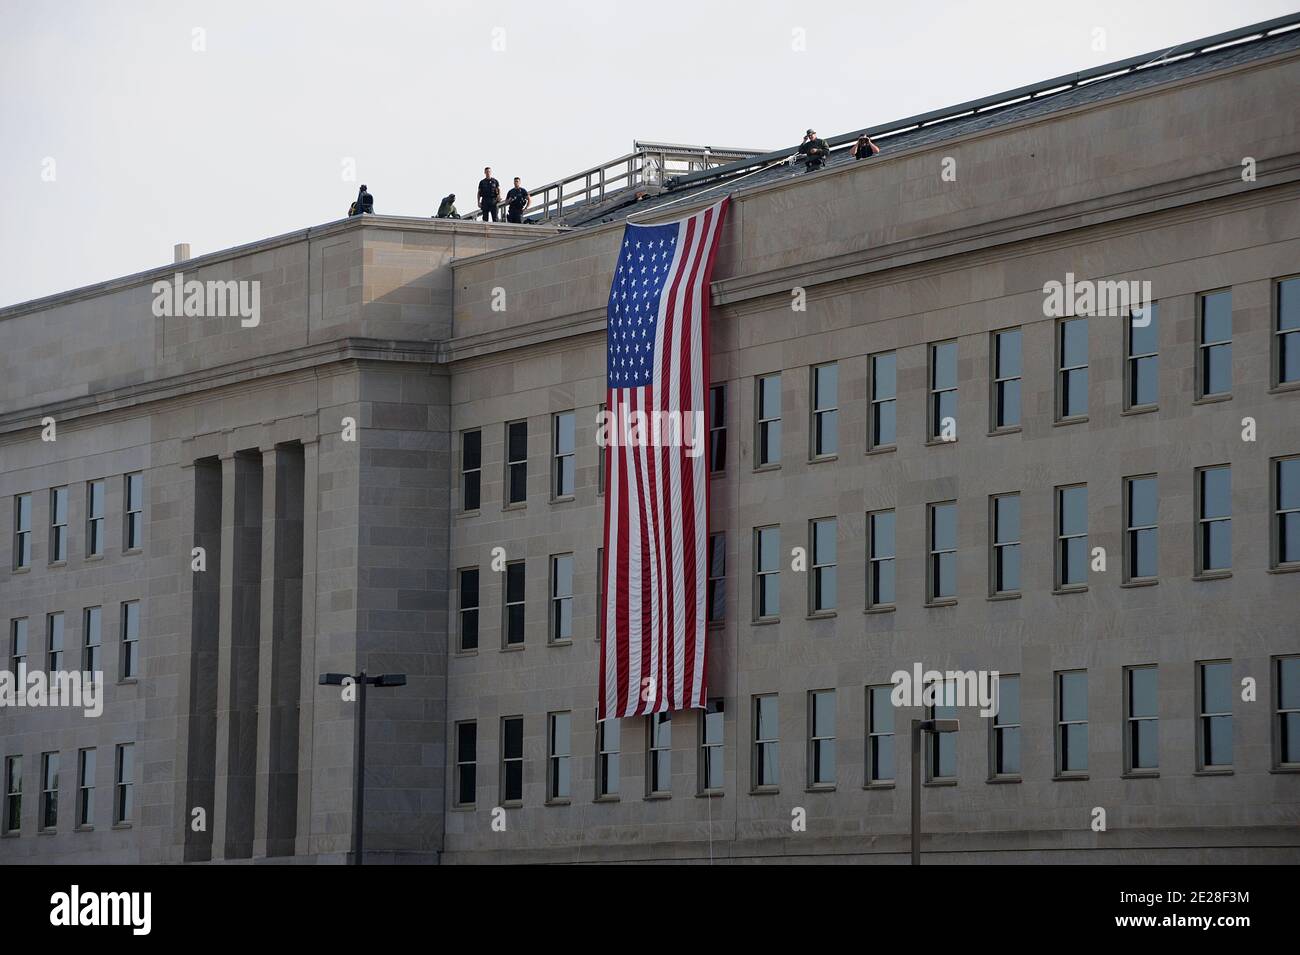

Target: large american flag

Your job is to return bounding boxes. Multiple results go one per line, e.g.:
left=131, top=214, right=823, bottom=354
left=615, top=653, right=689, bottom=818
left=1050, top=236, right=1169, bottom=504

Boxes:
left=599, top=197, right=731, bottom=721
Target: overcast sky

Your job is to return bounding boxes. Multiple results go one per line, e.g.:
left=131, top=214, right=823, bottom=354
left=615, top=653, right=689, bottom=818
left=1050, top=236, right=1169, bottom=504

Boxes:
left=1, top=0, right=1293, bottom=308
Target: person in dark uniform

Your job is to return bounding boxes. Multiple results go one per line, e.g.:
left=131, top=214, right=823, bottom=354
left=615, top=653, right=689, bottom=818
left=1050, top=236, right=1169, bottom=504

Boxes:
left=505, top=177, right=530, bottom=223
left=477, top=167, right=501, bottom=222
left=797, top=130, right=829, bottom=171
left=355, top=184, right=374, bottom=214
left=851, top=133, right=881, bottom=160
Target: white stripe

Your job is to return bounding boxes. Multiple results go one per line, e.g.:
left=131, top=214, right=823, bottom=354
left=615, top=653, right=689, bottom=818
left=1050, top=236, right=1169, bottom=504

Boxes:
left=602, top=395, right=620, bottom=719
left=622, top=395, right=643, bottom=718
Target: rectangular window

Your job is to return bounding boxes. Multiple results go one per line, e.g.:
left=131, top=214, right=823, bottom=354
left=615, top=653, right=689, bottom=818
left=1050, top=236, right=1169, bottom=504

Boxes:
left=1275, top=456, right=1300, bottom=568
left=1125, top=476, right=1158, bottom=581
left=553, top=411, right=575, bottom=499
left=1198, top=289, right=1232, bottom=398
left=77, top=748, right=95, bottom=827
left=709, top=385, right=726, bottom=473
left=1057, top=317, right=1088, bottom=419
left=124, top=473, right=143, bottom=550
left=548, top=711, right=571, bottom=801
left=866, top=686, right=895, bottom=784
left=1056, top=670, right=1088, bottom=775
left=113, top=743, right=134, bottom=824
left=699, top=699, right=724, bottom=794
left=992, top=328, right=1022, bottom=430
left=808, top=690, right=836, bottom=787
left=752, top=695, right=779, bottom=790
left=83, top=606, right=102, bottom=674
left=811, top=363, right=839, bottom=458
left=506, top=421, right=528, bottom=505
left=453, top=721, right=476, bottom=807
left=1196, top=465, right=1231, bottom=574
left=926, top=680, right=957, bottom=781
left=1278, top=277, right=1300, bottom=386
left=550, top=554, right=574, bottom=643
left=10, top=617, right=27, bottom=672
left=928, top=502, right=957, bottom=602
left=706, top=533, right=725, bottom=624
left=869, top=352, right=897, bottom=449
left=120, top=601, right=140, bottom=679
left=991, top=493, right=1020, bottom=595
left=49, top=486, right=68, bottom=563
left=13, top=493, right=31, bottom=569
left=647, top=712, right=671, bottom=795
left=86, top=480, right=105, bottom=557
left=1197, top=661, right=1232, bottom=770
left=990, top=675, right=1021, bottom=777
left=597, top=718, right=620, bottom=797
left=500, top=717, right=523, bottom=804
left=458, top=568, right=479, bottom=652
left=503, top=562, right=525, bottom=647
left=753, top=525, right=780, bottom=620
left=756, top=374, right=782, bottom=467
left=929, top=341, right=957, bottom=440
left=1056, top=485, right=1088, bottom=589
left=460, top=430, right=481, bottom=512
left=809, top=518, right=837, bottom=613
left=868, top=510, right=895, bottom=608
left=4, top=756, right=20, bottom=833
left=1275, top=656, right=1300, bottom=769
left=1125, top=666, right=1159, bottom=772
left=40, top=752, right=58, bottom=830
left=1126, top=304, right=1159, bottom=409
left=47, top=612, right=64, bottom=671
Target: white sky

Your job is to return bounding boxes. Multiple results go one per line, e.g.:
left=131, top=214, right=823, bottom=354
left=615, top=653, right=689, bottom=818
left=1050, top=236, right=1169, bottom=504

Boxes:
left=0, top=0, right=1293, bottom=308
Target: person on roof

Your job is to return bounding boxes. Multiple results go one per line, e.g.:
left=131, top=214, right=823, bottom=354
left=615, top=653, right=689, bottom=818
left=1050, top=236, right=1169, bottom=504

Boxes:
left=436, top=194, right=459, bottom=218
left=851, top=133, right=881, bottom=160
left=352, top=184, right=374, bottom=215
left=477, top=167, right=501, bottom=222
left=798, top=129, right=829, bottom=171
left=505, top=177, right=530, bottom=223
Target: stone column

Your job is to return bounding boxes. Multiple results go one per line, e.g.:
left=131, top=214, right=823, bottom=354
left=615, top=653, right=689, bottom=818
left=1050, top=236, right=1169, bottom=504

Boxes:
left=294, top=438, right=320, bottom=857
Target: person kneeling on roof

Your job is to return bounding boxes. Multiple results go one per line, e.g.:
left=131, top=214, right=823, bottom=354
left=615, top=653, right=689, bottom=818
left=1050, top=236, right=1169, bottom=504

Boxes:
left=436, top=194, right=459, bottom=218
left=798, top=129, right=829, bottom=171
left=851, top=133, right=881, bottom=160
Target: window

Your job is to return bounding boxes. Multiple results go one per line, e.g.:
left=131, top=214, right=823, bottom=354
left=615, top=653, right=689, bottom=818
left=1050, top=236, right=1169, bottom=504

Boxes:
left=809, top=518, right=837, bottom=613
left=120, top=601, right=140, bottom=679
left=3, top=756, right=20, bottom=833
left=10, top=617, right=27, bottom=672
left=47, top=612, right=64, bottom=671
left=1275, top=656, right=1300, bottom=769
left=124, top=473, right=143, bottom=550
left=752, top=695, right=779, bottom=790
left=753, top=526, right=780, bottom=620
left=990, top=493, right=1020, bottom=595
left=453, top=722, right=475, bottom=806
left=990, top=675, right=1020, bottom=777
left=460, top=430, right=481, bottom=511
left=699, top=699, right=724, bottom=794
left=40, top=752, right=58, bottom=830
left=13, top=493, right=31, bottom=569
left=1056, top=485, right=1088, bottom=589
left=1196, top=465, right=1231, bottom=574
left=1198, top=289, right=1232, bottom=398
left=808, top=690, right=836, bottom=787
left=1125, top=666, right=1158, bottom=773
left=49, top=486, right=68, bottom=562
left=869, top=352, right=896, bottom=449
left=83, top=607, right=102, bottom=674
left=929, top=341, right=957, bottom=440
left=928, top=502, right=957, bottom=602
left=1055, top=671, right=1088, bottom=775
left=553, top=411, right=575, bottom=498
left=1125, top=476, right=1158, bottom=581
left=867, top=510, right=895, bottom=608
left=811, top=363, right=838, bottom=458
left=550, top=554, right=574, bottom=643
left=756, top=373, right=781, bottom=467
left=866, top=686, right=895, bottom=785
left=991, top=329, right=1021, bottom=430
left=1197, top=662, right=1232, bottom=770
left=113, top=743, right=134, bottom=824
left=597, top=718, right=620, bottom=797
left=548, top=711, right=571, bottom=801
left=86, top=480, right=105, bottom=556
left=708, top=385, right=726, bottom=473
left=1126, top=304, right=1159, bottom=408
left=457, top=568, right=479, bottom=652
left=1056, top=317, right=1088, bottom=419
left=503, top=562, right=525, bottom=647
left=926, top=680, right=957, bottom=781
left=1275, top=456, right=1300, bottom=568
left=77, top=748, right=95, bottom=827
left=647, top=712, right=671, bottom=795
left=500, top=717, right=524, bottom=803
left=706, top=533, right=725, bottom=624
left=505, top=421, right=527, bottom=505
left=1278, top=277, right=1300, bottom=386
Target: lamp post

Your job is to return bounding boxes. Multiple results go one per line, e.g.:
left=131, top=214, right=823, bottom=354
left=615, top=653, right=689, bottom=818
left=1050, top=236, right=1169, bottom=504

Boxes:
left=910, top=717, right=960, bottom=865
left=319, top=669, right=407, bottom=865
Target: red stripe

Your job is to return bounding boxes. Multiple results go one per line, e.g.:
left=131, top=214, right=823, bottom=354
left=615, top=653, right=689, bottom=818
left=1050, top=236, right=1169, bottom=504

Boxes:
left=614, top=391, right=631, bottom=718
left=599, top=387, right=614, bottom=718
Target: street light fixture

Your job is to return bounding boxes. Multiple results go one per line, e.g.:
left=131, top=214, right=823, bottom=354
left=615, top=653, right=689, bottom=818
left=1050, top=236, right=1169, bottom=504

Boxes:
left=318, top=669, right=407, bottom=865
left=911, top=717, right=960, bottom=865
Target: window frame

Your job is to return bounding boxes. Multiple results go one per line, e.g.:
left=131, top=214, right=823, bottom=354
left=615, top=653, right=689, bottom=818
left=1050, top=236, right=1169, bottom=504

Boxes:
left=1124, top=475, right=1159, bottom=583
left=460, top=429, right=482, bottom=513
left=928, top=340, right=958, bottom=442
left=123, top=472, right=143, bottom=552
left=1196, top=288, right=1233, bottom=399
left=868, top=351, right=897, bottom=451
left=990, top=327, right=1022, bottom=432
left=1056, top=316, right=1089, bottom=422
left=755, top=373, right=782, bottom=469
left=1124, top=303, right=1159, bottom=411
left=989, top=493, right=1021, bottom=597
left=1196, top=660, right=1233, bottom=773
left=113, top=742, right=133, bottom=825
left=3, top=755, right=21, bottom=834
left=502, top=561, right=526, bottom=648
left=1275, top=275, right=1300, bottom=389
left=925, top=679, right=958, bottom=784
left=77, top=747, right=95, bottom=828
left=1054, top=670, right=1089, bottom=778
left=706, top=532, right=725, bottom=625
left=46, top=612, right=64, bottom=672
left=120, top=600, right=140, bottom=680
left=808, top=517, right=837, bottom=615
left=1055, top=484, right=1089, bottom=592
left=504, top=420, right=528, bottom=507
left=552, top=411, right=576, bottom=501
left=83, top=606, right=102, bottom=675
left=1195, top=465, right=1232, bottom=577
left=596, top=717, right=620, bottom=799
left=86, top=479, right=105, bottom=557
left=1273, top=655, right=1300, bottom=771
left=1272, top=455, right=1300, bottom=570
left=751, top=694, right=779, bottom=792
left=547, top=710, right=572, bottom=803
left=1123, top=665, right=1159, bottom=776
left=698, top=699, right=725, bottom=795
left=927, top=501, right=957, bottom=604
left=807, top=689, right=837, bottom=789
left=40, top=751, right=58, bottom=831
left=49, top=486, right=68, bottom=563
left=866, top=685, right=895, bottom=787
left=549, top=553, right=574, bottom=644
left=753, top=525, right=780, bottom=622
left=988, top=674, right=1021, bottom=780
left=13, top=493, right=32, bottom=570
left=499, top=716, right=524, bottom=806
left=809, top=362, right=839, bottom=460
left=867, top=510, right=896, bottom=610
left=457, top=566, right=480, bottom=653
left=708, top=384, right=727, bottom=475
left=646, top=712, right=672, bottom=797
